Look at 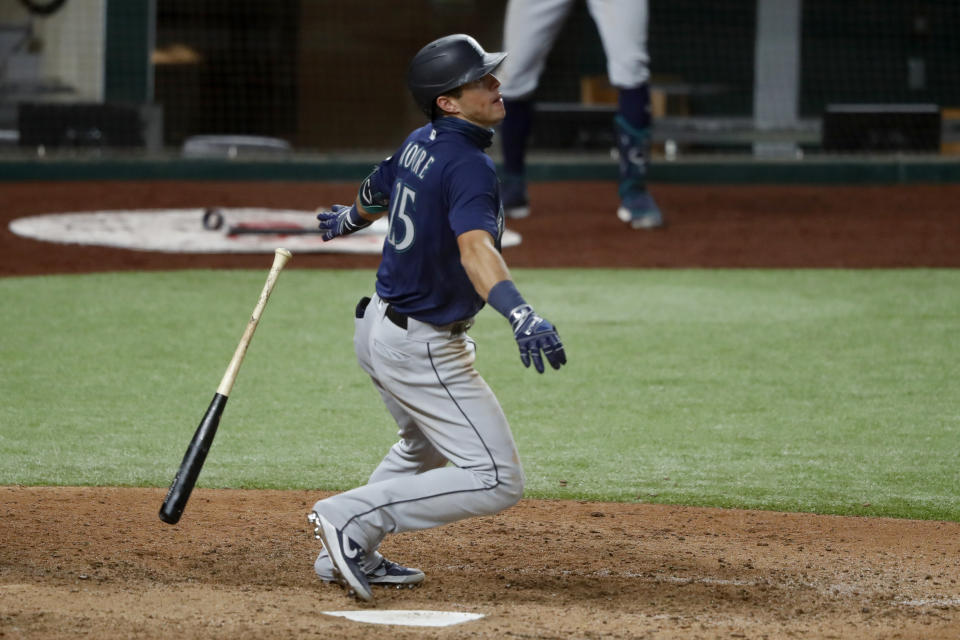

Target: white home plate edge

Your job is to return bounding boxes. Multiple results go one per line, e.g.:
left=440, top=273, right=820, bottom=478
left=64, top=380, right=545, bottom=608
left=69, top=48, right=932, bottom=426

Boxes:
left=321, top=609, right=485, bottom=627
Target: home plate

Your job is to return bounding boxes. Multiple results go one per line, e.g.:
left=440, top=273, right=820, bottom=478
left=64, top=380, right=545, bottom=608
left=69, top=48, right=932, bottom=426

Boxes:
left=321, top=609, right=485, bottom=627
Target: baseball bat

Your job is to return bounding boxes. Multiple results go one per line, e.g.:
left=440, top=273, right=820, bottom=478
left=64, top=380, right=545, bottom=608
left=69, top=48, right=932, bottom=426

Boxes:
left=227, top=225, right=323, bottom=236
left=159, top=248, right=293, bottom=525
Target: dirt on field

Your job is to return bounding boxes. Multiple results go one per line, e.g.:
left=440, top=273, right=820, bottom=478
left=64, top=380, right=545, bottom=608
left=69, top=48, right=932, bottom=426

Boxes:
left=2, top=180, right=960, bottom=639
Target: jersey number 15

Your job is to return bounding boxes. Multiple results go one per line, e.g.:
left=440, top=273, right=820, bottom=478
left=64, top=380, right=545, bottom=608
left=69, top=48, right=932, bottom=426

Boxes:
left=388, top=182, right=416, bottom=252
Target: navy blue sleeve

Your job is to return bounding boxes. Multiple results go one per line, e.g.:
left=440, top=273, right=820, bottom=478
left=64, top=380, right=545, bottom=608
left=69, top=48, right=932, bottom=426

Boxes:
left=446, top=155, right=500, bottom=240
left=368, top=154, right=397, bottom=204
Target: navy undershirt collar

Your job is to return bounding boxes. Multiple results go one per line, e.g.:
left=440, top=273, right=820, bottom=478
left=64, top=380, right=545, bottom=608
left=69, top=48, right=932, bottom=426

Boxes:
left=433, top=116, right=494, bottom=150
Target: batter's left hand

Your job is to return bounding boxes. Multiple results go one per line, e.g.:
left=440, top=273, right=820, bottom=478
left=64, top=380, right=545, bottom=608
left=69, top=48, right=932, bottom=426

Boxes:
left=316, top=203, right=371, bottom=241
left=510, top=305, right=566, bottom=373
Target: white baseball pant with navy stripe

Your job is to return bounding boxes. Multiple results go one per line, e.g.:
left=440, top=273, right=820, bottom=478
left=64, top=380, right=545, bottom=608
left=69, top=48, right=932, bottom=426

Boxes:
left=499, top=0, right=651, bottom=99
left=313, top=293, right=525, bottom=562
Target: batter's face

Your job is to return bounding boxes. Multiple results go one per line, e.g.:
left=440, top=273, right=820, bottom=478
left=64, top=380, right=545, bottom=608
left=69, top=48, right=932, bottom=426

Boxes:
left=439, top=74, right=505, bottom=128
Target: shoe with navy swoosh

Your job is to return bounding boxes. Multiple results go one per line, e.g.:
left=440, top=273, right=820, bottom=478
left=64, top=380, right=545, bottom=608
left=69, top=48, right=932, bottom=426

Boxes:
left=315, top=551, right=425, bottom=586
left=308, top=511, right=374, bottom=602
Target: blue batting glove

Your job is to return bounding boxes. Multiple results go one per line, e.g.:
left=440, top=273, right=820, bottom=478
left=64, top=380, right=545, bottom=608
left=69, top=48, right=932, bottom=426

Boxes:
left=316, top=203, right=371, bottom=241
left=509, top=304, right=566, bottom=373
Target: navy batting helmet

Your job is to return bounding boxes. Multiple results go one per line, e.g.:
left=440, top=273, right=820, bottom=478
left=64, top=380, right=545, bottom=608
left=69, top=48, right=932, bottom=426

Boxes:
left=407, top=34, right=507, bottom=119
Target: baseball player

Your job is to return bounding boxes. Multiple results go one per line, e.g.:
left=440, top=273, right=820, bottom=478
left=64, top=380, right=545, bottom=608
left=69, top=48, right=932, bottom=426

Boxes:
left=499, top=0, right=664, bottom=229
left=308, top=34, right=566, bottom=602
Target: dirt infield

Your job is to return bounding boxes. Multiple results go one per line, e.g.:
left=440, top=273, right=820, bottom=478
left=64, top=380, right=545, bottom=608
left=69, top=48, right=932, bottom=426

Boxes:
left=2, top=181, right=960, bottom=274
left=2, top=180, right=960, bottom=638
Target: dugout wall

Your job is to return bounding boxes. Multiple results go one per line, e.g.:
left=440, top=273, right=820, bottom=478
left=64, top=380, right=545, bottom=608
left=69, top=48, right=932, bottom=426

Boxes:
left=0, top=0, right=958, bottom=177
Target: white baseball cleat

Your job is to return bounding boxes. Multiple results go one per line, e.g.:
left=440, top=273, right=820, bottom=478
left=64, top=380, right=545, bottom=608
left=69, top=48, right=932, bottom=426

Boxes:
left=617, top=204, right=664, bottom=229
left=308, top=511, right=374, bottom=602
left=315, top=551, right=425, bottom=586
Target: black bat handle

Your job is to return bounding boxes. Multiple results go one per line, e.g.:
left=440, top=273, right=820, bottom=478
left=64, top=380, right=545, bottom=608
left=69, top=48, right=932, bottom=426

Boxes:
left=158, top=393, right=228, bottom=524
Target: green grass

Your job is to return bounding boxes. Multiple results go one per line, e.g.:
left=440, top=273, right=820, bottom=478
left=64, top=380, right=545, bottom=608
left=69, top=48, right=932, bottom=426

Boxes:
left=1, top=268, right=958, bottom=521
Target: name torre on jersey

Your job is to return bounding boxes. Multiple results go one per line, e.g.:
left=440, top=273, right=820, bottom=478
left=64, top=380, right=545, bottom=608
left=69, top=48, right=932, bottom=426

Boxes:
left=398, top=140, right=436, bottom=181
left=385, top=139, right=437, bottom=252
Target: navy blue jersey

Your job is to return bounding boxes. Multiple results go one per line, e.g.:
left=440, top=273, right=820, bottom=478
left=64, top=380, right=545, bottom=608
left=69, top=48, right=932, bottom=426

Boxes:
left=370, top=117, right=505, bottom=326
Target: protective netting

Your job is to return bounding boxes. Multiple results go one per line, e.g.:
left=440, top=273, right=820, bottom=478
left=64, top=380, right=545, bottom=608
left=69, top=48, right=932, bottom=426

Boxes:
left=0, top=0, right=957, bottom=157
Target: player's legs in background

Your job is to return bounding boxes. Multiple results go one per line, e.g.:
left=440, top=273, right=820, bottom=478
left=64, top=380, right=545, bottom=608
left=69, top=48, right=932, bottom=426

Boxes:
left=499, top=0, right=576, bottom=218
left=588, top=0, right=664, bottom=229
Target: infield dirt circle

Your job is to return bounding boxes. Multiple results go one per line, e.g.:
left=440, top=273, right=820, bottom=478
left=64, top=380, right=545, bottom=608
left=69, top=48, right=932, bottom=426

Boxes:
left=3, top=181, right=960, bottom=639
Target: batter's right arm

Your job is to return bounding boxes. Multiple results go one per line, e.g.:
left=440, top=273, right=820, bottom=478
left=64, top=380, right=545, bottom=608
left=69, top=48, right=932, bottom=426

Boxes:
left=458, top=230, right=566, bottom=373
left=458, top=229, right=512, bottom=298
